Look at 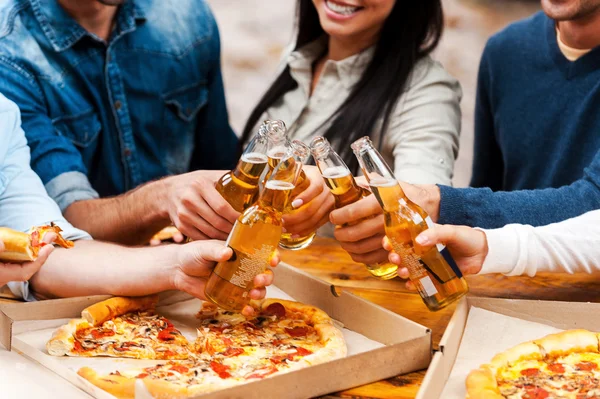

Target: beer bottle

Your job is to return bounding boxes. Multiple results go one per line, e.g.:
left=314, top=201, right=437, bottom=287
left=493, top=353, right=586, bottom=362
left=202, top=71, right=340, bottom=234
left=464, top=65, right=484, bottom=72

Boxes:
left=204, top=140, right=311, bottom=311
left=351, top=136, right=468, bottom=311
left=310, top=136, right=399, bottom=280
left=262, top=121, right=316, bottom=251
left=215, top=122, right=269, bottom=212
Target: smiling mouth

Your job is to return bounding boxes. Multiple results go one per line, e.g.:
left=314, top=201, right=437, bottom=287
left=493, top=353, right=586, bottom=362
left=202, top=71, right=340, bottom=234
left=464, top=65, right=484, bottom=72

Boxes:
left=325, top=0, right=363, bottom=16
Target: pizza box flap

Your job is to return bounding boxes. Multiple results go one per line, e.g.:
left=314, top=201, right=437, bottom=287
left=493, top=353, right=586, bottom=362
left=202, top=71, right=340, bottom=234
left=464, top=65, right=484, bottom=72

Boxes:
left=418, top=296, right=600, bottom=399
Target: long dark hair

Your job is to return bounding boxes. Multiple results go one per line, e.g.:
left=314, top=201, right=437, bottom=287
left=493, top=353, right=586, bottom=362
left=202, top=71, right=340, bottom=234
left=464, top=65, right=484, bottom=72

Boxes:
left=241, top=0, right=444, bottom=171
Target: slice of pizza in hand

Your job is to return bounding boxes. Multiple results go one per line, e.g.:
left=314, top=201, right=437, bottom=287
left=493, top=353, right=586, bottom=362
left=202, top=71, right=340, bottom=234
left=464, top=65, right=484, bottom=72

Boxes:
left=47, top=295, right=190, bottom=360
left=195, top=298, right=347, bottom=380
left=0, top=223, right=74, bottom=262
left=466, top=329, right=600, bottom=399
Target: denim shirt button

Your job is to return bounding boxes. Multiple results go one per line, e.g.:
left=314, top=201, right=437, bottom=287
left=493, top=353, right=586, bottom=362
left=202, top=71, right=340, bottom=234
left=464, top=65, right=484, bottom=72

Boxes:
left=124, top=148, right=131, bottom=157
left=114, top=100, right=122, bottom=110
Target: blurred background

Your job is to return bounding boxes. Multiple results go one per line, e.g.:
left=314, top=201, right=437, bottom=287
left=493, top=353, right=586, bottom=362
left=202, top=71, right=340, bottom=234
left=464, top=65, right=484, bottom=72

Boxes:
left=206, top=0, right=540, bottom=187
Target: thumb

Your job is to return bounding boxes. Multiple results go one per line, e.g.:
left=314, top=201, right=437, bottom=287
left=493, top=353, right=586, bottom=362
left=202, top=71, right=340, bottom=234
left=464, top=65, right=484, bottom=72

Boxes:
left=183, top=240, right=232, bottom=267
left=415, top=225, right=457, bottom=248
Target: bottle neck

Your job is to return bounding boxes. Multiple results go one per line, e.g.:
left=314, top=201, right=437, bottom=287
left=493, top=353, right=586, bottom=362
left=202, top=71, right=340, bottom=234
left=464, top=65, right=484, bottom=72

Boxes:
left=258, top=180, right=294, bottom=212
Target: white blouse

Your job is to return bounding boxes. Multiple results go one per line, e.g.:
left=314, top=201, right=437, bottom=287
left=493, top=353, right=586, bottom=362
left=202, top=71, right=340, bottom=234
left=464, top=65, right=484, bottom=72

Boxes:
left=480, top=210, right=600, bottom=276
left=264, top=38, right=463, bottom=185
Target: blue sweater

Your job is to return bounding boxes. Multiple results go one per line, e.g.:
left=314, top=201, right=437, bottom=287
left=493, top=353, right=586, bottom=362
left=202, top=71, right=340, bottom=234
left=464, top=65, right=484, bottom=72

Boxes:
left=439, top=12, right=600, bottom=228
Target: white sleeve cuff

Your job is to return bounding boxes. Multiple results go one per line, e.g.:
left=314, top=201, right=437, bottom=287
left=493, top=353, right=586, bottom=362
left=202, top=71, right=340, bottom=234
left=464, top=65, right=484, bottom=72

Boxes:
left=478, top=226, right=522, bottom=275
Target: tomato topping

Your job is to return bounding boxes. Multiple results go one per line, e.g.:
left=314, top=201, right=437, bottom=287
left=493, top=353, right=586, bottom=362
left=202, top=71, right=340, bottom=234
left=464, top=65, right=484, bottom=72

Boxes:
left=576, top=361, right=598, bottom=371
left=161, top=318, right=174, bottom=328
left=161, top=350, right=176, bottom=358
left=222, top=347, right=244, bottom=357
left=136, top=373, right=149, bottom=379
left=91, top=329, right=115, bottom=340
left=158, top=329, right=175, bottom=341
left=222, top=337, right=233, bottom=346
left=272, top=339, right=284, bottom=346
left=285, top=326, right=308, bottom=337
left=170, top=365, right=189, bottom=374
left=524, top=387, right=549, bottom=399
left=270, top=355, right=286, bottom=364
left=548, top=363, right=565, bottom=373
left=31, top=230, right=41, bottom=248
left=263, top=303, right=286, bottom=318
left=520, top=368, right=539, bottom=377
left=245, top=366, right=278, bottom=380
left=210, top=361, right=231, bottom=379
left=295, top=347, right=313, bottom=356
left=73, top=341, right=86, bottom=352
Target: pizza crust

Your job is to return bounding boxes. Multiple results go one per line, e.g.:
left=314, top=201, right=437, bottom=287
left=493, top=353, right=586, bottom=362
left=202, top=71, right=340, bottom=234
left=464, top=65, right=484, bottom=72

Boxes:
left=82, top=295, right=159, bottom=326
left=46, top=318, right=89, bottom=356
left=534, top=329, right=599, bottom=357
left=465, top=366, right=503, bottom=399
left=78, top=367, right=137, bottom=399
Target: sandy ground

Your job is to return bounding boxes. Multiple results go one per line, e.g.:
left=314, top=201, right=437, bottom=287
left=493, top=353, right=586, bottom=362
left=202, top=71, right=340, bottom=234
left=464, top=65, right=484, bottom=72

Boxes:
left=207, top=0, right=540, bottom=187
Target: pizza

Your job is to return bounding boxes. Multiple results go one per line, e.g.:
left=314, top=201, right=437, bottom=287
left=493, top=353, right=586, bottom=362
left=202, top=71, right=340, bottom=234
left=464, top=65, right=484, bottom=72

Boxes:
left=48, top=296, right=346, bottom=398
left=0, top=223, right=74, bottom=262
left=47, top=296, right=190, bottom=360
left=466, top=329, right=600, bottom=399
left=150, top=226, right=181, bottom=243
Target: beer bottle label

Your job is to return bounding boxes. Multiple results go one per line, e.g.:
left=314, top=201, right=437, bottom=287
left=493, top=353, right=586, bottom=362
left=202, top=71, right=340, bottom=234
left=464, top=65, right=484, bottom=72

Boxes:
left=424, top=216, right=446, bottom=252
left=440, top=247, right=463, bottom=278
left=419, top=275, right=438, bottom=297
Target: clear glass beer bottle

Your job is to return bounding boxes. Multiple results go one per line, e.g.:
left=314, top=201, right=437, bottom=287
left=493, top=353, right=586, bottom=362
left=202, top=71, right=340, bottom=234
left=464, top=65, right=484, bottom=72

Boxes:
left=262, top=121, right=316, bottom=251
left=204, top=140, right=311, bottom=311
left=215, top=122, right=269, bottom=212
left=310, top=136, right=398, bottom=279
left=351, top=136, right=468, bottom=311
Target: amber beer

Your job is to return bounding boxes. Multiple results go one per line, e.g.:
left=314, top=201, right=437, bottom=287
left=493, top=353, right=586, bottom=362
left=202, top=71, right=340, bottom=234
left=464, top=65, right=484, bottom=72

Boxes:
left=261, top=121, right=316, bottom=250
left=310, top=137, right=398, bottom=279
left=351, top=137, right=468, bottom=311
left=215, top=122, right=269, bottom=212
left=205, top=141, right=310, bottom=311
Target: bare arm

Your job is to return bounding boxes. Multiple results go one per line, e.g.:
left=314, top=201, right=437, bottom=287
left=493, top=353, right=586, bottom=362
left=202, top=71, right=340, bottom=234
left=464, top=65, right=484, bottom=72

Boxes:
left=64, top=170, right=240, bottom=245
left=30, top=240, right=277, bottom=314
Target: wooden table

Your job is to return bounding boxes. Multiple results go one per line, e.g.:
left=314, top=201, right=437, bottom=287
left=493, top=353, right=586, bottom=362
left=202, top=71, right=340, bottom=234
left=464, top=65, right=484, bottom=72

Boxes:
left=282, top=237, right=600, bottom=399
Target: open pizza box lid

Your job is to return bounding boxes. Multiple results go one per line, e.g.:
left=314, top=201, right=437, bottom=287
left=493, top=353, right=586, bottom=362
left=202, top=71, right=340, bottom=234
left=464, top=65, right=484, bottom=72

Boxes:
left=417, top=296, right=600, bottom=399
left=0, top=262, right=432, bottom=399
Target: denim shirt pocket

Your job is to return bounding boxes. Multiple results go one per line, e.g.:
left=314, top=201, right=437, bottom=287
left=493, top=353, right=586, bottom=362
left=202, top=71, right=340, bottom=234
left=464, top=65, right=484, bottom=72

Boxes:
left=162, top=81, right=209, bottom=174
left=52, top=109, right=102, bottom=148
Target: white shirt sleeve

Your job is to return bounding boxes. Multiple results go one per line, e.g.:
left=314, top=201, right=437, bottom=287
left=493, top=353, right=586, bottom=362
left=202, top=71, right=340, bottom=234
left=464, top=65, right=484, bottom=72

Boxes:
left=479, top=210, right=600, bottom=276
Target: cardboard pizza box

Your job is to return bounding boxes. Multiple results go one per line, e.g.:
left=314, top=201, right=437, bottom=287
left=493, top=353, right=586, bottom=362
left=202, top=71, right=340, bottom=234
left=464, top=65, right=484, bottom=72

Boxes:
left=0, top=262, right=432, bottom=399
left=416, top=296, right=600, bottom=399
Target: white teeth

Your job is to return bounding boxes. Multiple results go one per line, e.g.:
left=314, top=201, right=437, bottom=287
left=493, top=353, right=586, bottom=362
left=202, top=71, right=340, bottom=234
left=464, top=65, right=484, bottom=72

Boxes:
left=326, top=0, right=359, bottom=15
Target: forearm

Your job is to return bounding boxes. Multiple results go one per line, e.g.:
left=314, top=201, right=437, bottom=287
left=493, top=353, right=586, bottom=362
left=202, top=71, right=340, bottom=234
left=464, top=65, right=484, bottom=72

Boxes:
left=480, top=210, right=600, bottom=276
left=30, top=240, right=178, bottom=299
left=64, top=180, right=170, bottom=245
left=438, top=177, right=600, bottom=228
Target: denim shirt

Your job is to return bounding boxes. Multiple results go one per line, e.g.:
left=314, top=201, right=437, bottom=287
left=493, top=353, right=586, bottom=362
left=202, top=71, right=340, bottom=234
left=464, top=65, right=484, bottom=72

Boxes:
left=0, top=0, right=238, bottom=211
left=0, top=94, right=90, bottom=300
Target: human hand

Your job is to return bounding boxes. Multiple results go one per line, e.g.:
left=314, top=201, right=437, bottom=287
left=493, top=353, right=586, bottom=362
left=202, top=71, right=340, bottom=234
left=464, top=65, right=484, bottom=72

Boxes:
left=163, top=171, right=241, bottom=241
left=398, top=182, right=441, bottom=222
left=329, top=194, right=388, bottom=265
left=172, top=240, right=279, bottom=316
left=281, top=165, right=334, bottom=238
left=0, top=234, right=56, bottom=287
left=383, top=224, right=488, bottom=289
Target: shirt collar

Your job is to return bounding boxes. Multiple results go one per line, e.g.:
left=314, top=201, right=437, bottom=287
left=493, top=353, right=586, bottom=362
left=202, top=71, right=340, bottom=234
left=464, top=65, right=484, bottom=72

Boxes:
left=29, top=0, right=146, bottom=52
left=287, top=36, right=375, bottom=91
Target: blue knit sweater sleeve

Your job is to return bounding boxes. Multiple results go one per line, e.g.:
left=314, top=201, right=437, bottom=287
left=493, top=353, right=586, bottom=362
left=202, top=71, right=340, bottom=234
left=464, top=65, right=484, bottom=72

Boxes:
left=438, top=149, right=600, bottom=228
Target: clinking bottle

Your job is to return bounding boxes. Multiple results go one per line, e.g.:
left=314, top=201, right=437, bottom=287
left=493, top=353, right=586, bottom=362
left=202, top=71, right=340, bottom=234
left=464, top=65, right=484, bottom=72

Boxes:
left=351, top=136, right=468, bottom=311
left=204, top=140, right=311, bottom=311
left=215, top=122, right=269, bottom=212
left=310, top=136, right=399, bottom=280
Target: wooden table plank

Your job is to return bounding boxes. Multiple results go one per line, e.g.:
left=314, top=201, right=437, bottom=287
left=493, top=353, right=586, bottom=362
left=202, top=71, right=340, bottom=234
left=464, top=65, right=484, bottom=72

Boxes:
left=282, top=237, right=600, bottom=399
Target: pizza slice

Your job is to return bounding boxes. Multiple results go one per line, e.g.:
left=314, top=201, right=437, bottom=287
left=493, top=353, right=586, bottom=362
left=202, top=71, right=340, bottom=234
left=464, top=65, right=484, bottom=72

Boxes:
left=0, top=223, right=74, bottom=262
left=47, top=295, right=190, bottom=360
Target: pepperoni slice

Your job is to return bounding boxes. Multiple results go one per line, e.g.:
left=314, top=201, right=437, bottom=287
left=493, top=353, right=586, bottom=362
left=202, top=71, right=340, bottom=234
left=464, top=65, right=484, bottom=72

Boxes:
left=246, top=366, right=278, bottom=380
left=222, top=337, right=233, bottom=346
left=548, top=363, right=565, bottom=373
left=295, top=347, right=313, bottom=356
left=222, top=347, right=244, bottom=357
left=210, top=361, right=231, bottom=379
left=576, top=361, right=598, bottom=371
left=270, top=355, right=287, bottom=364
left=91, top=329, right=115, bottom=340
left=136, top=373, right=149, bottom=379
left=285, top=326, right=308, bottom=337
left=170, top=365, right=189, bottom=374
left=524, top=387, right=549, bottom=399
left=73, top=341, right=85, bottom=352
left=263, top=303, right=286, bottom=318
left=158, top=329, right=175, bottom=341
left=520, top=368, right=539, bottom=377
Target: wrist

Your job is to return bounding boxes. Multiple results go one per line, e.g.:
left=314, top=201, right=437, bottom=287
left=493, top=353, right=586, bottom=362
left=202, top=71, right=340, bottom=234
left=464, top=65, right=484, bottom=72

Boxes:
left=151, top=178, right=172, bottom=221
left=428, top=185, right=441, bottom=222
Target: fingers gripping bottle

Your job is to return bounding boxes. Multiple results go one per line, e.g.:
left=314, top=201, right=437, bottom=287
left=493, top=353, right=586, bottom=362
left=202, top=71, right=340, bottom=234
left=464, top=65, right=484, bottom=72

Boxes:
left=310, top=136, right=399, bottom=280
left=215, top=122, right=269, bottom=212
left=262, top=120, right=316, bottom=251
left=351, top=136, right=468, bottom=311
left=204, top=140, right=311, bottom=311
